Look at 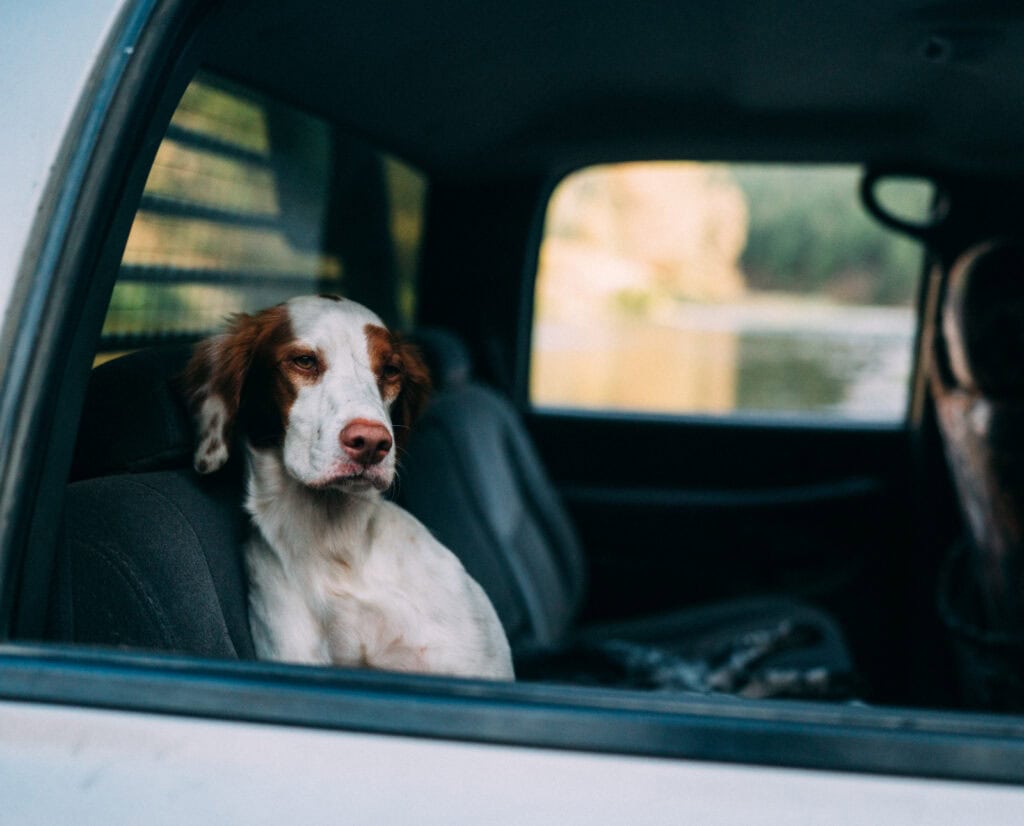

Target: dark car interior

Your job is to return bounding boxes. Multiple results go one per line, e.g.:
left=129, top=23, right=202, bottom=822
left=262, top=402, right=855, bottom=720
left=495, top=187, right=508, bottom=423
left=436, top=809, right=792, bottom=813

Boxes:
left=10, top=0, right=1024, bottom=715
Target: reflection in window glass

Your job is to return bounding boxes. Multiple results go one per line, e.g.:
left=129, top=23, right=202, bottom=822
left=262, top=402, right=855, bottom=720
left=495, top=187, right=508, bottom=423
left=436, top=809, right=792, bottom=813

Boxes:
left=384, top=156, right=427, bottom=324
left=100, top=72, right=427, bottom=365
left=531, top=162, right=923, bottom=421
left=102, top=74, right=338, bottom=363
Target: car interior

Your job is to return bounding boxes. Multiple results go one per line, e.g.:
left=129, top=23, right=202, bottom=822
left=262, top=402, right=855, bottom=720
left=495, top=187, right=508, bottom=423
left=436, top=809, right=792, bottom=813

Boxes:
left=9, top=0, right=1024, bottom=715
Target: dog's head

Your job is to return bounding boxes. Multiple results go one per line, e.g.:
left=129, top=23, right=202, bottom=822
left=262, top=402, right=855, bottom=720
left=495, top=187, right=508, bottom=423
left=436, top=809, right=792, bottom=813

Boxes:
left=183, top=295, right=431, bottom=492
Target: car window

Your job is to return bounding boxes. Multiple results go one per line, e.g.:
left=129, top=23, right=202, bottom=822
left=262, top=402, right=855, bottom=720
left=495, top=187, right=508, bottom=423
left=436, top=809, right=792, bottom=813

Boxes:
left=98, top=71, right=425, bottom=365
left=530, top=162, right=927, bottom=422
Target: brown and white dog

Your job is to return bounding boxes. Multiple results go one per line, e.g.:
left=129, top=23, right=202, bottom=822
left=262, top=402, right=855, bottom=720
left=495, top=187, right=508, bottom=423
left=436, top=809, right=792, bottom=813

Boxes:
left=184, top=295, right=513, bottom=680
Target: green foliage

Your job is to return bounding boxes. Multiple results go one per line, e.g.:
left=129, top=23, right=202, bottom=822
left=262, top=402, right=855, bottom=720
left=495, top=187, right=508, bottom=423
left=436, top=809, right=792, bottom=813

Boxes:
left=612, top=287, right=654, bottom=317
left=730, top=165, right=924, bottom=306
left=103, top=283, right=195, bottom=334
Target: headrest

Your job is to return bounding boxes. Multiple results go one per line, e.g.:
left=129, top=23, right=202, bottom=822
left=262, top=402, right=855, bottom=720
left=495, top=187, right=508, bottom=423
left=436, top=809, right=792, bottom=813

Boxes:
left=411, top=327, right=472, bottom=390
left=71, top=344, right=196, bottom=481
left=943, top=241, right=1024, bottom=399
left=71, top=328, right=473, bottom=481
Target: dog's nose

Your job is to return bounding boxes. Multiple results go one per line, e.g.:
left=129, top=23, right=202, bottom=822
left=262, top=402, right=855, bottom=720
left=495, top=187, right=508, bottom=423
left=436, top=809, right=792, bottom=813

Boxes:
left=340, top=420, right=393, bottom=466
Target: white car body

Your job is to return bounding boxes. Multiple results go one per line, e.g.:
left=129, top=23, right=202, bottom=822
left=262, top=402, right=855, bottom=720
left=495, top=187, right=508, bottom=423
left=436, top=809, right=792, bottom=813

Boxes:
left=4, top=699, right=1024, bottom=825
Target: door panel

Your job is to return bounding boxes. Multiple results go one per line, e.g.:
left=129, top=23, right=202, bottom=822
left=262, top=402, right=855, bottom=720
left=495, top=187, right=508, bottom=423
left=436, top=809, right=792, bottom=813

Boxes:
left=528, top=412, right=914, bottom=683
left=6, top=698, right=1024, bottom=825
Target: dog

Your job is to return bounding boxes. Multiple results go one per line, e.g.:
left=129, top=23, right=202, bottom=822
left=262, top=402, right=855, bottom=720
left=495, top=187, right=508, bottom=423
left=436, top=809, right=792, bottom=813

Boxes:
left=183, top=295, right=514, bottom=680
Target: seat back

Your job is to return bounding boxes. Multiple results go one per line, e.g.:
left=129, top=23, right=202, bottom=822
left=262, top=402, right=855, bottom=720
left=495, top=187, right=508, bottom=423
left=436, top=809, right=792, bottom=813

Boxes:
left=932, top=241, right=1024, bottom=630
left=399, top=330, right=587, bottom=651
left=49, top=346, right=255, bottom=658
left=53, top=330, right=588, bottom=658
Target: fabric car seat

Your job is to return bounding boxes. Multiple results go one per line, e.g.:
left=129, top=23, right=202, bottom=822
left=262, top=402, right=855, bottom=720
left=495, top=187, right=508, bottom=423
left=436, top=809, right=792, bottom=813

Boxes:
left=398, top=330, right=855, bottom=696
left=50, top=335, right=853, bottom=697
left=48, top=345, right=255, bottom=659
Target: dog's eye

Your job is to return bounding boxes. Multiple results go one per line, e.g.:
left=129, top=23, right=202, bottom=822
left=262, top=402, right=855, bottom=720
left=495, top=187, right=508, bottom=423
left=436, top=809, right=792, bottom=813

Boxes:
left=292, top=354, right=317, bottom=371
left=382, top=362, right=402, bottom=380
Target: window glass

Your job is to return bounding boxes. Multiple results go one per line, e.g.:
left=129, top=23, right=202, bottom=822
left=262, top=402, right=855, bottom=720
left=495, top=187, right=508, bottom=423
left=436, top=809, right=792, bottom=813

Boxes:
left=385, top=155, right=428, bottom=323
left=530, top=163, right=924, bottom=421
left=99, top=72, right=425, bottom=364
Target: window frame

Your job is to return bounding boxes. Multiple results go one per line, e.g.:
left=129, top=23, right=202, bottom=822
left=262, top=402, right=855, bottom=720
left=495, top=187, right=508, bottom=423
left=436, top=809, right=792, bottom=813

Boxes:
left=5, top=643, right=1024, bottom=786
left=524, top=161, right=931, bottom=428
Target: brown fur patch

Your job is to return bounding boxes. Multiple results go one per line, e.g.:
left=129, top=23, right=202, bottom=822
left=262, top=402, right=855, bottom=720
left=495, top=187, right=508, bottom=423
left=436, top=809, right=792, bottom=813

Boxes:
left=364, top=323, right=432, bottom=445
left=237, top=308, right=306, bottom=447
left=182, top=304, right=303, bottom=454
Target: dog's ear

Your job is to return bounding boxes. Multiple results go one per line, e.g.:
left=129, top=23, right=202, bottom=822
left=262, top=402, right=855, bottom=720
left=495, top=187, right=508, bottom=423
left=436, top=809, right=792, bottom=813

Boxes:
left=181, top=313, right=263, bottom=474
left=393, top=340, right=432, bottom=447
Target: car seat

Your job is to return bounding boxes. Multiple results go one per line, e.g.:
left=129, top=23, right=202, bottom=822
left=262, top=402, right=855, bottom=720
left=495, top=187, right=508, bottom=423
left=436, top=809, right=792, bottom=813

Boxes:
left=399, top=330, right=855, bottom=696
left=931, top=240, right=1024, bottom=706
left=49, top=345, right=255, bottom=659
left=49, top=336, right=854, bottom=697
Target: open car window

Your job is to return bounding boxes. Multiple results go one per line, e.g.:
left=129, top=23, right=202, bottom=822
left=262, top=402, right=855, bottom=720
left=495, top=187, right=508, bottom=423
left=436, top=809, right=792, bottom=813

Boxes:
left=530, top=162, right=926, bottom=423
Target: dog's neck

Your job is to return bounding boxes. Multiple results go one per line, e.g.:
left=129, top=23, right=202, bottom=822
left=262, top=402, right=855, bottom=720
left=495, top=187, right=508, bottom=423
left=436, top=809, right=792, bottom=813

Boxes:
left=243, top=444, right=383, bottom=568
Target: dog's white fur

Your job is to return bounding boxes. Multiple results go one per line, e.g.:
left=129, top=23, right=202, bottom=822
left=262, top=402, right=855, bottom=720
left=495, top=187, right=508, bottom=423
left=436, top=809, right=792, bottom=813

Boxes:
left=186, top=296, right=513, bottom=680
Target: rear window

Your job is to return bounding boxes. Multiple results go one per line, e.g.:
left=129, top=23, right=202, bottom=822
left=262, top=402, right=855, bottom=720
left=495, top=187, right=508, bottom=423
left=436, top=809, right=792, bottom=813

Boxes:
left=99, top=72, right=425, bottom=364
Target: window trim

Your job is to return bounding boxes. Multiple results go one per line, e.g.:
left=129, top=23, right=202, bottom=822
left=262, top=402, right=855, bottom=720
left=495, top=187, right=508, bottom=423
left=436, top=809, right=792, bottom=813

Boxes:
left=3, top=643, right=1024, bottom=786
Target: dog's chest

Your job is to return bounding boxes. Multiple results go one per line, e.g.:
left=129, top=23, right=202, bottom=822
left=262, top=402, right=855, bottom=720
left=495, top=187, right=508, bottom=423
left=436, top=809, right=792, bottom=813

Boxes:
left=315, top=548, right=456, bottom=670
left=247, top=494, right=510, bottom=678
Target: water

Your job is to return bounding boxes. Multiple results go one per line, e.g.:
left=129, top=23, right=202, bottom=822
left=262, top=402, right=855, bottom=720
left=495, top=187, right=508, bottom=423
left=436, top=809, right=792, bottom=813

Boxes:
left=532, top=299, right=916, bottom=422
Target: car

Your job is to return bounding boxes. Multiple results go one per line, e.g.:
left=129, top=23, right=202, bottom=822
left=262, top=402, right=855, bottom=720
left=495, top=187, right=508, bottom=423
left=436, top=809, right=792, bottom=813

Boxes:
left=3, top=0, right=1024, bottom=821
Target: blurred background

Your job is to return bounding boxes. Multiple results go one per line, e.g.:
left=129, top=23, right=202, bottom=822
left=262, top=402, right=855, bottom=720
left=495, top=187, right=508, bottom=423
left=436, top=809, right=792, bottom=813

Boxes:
left=531, top=162, right=925, bottom=421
